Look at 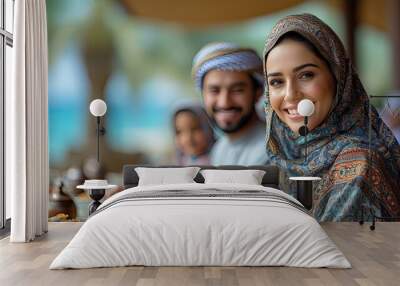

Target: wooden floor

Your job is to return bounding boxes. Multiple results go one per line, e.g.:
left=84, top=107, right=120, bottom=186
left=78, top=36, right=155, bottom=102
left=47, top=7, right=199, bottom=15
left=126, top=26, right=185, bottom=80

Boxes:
left=0, top=222, right=399, bottom=286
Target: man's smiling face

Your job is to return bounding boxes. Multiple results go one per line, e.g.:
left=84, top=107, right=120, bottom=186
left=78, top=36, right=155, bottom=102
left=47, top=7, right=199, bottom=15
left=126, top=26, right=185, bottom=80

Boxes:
left=202, top=70, right=260, bottom=133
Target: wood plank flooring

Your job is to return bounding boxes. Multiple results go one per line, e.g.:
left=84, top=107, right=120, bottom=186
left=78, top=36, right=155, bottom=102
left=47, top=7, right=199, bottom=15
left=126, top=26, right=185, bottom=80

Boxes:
left=0, top=222, right=399, bottom=286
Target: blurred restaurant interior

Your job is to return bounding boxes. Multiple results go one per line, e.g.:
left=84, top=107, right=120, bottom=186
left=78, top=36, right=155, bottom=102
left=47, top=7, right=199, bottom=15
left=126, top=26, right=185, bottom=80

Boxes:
left=46, top=0, right=400, bottom=221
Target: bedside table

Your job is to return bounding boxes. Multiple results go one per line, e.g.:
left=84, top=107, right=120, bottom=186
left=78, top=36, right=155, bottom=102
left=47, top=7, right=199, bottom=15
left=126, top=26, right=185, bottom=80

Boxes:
left=289, top=176, right=321, bottom=210
left=77, top=180, right=117, bottom=215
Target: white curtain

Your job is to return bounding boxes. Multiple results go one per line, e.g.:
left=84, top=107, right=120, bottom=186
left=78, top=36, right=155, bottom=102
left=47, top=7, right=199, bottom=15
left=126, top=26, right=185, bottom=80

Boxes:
left=7, top=0, right=49, bottom=242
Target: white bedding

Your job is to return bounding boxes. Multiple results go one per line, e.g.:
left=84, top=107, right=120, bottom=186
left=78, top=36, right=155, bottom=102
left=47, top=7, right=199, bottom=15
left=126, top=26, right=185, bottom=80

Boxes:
left=50, top=183, right=351, bottom=269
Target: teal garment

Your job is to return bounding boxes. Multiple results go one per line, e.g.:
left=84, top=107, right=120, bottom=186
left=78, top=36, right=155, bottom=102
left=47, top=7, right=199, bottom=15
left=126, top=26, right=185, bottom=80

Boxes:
left=210, top=120, right=268, bottom=165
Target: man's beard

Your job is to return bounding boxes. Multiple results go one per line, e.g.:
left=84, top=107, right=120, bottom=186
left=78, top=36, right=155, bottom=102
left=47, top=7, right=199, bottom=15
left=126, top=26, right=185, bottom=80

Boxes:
left=210, top=107, right=255, bottom=134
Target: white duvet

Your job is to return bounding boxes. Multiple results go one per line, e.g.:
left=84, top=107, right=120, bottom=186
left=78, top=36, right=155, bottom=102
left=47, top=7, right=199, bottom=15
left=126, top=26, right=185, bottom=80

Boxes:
left=50, top=183, right=351, bottom=269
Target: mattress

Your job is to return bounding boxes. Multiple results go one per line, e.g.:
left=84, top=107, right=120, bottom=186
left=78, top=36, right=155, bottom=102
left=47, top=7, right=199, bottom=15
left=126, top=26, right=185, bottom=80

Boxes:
left=50, top=183, right=351, bottom=269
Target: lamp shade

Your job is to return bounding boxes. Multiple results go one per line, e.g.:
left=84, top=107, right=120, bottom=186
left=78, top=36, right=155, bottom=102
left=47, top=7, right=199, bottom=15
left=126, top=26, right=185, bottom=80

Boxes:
left=89, top=99, right=107, bottom=117
left=297, top=99, right=315, bottom=117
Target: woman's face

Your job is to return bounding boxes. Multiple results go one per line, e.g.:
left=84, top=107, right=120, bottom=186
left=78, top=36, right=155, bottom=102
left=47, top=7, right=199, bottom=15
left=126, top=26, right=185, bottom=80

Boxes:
left=175, top=111, right=209, bottom=157
left=265, top=38, right=336, bottom=133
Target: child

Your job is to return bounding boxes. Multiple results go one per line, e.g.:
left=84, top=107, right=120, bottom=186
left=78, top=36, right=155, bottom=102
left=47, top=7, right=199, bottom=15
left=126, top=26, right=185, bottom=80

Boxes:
left=173, top=103, right=215, bottom=165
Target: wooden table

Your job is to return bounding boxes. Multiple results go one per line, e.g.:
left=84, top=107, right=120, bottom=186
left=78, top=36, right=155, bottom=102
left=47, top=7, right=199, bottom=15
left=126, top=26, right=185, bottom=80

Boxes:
left=0, top=222, right=399, bottom=286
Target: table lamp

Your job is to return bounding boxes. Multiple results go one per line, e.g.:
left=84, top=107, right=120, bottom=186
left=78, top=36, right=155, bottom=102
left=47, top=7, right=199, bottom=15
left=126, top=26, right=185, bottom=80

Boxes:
left=89, top=99, right=107, bottom=163
left=289, top=99, right=320, bottom=210
left=297, top=99, right=315, bottom=161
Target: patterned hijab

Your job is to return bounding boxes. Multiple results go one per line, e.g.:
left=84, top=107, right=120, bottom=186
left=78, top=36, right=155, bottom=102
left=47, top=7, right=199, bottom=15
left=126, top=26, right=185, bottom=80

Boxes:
left=192, top=42, right=264, bottom=90
left=263, top=14, right=400, bottom=220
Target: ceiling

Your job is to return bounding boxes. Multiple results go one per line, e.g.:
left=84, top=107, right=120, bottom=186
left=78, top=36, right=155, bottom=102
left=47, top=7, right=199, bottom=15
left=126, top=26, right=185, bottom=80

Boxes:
left=119, top=0, right=389, bottom=31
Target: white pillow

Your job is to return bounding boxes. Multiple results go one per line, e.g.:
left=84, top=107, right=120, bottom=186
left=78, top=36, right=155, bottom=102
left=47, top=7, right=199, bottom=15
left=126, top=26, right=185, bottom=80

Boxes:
left=200, top=169, right=266, bottom=185
left=135, top=167, right=201, bottom=186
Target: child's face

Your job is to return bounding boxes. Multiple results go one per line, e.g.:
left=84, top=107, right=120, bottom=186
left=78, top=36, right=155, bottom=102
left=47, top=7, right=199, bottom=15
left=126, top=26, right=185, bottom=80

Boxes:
left=175, top=111, right=209, bottom=157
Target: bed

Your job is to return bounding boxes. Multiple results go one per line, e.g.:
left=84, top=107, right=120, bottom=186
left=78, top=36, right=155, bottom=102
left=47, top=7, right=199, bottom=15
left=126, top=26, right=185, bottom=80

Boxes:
left=50, top=165, right=350, bottom=269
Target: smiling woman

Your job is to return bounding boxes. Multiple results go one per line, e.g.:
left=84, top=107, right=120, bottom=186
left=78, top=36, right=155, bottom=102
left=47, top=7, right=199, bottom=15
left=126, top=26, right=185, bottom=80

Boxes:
left=266, top=32, right=335, bottom=133
left=263, top=13, right=400, bottom=221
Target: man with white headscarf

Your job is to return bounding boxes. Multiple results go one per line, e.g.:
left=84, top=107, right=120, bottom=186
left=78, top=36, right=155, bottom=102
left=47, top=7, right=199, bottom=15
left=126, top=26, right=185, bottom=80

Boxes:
left=192, top=42, right=268, bottom=165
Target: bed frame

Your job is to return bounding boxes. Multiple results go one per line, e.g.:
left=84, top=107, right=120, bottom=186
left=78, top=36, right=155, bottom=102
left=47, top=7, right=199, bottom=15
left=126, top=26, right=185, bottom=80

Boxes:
left=122, top=165, right=280, bottom=190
